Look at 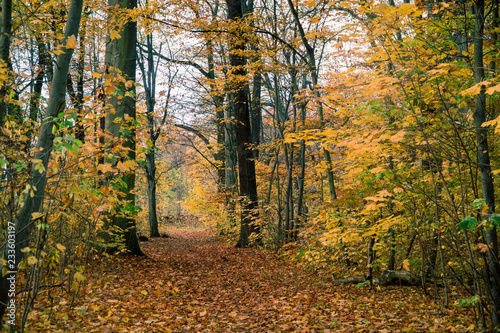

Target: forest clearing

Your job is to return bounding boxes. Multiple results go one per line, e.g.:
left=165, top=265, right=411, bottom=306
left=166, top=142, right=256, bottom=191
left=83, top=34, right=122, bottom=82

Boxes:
left=25, top=227, right=474, bottom=332
left=2, top=0, right=500, bottom=331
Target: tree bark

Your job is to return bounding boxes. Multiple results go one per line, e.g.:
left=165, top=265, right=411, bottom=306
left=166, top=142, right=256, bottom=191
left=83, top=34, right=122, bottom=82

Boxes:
left=104, top=0, right=142, bottom=255
left=473, top=0, right=500, bottom=326
left=286, top=0, right=336, bottom=200
left=332, top=270, right=422, bottom=286
left=226, top=0, right=260, bottom=247
left=0, top=0, right=84, bottom=321
left=0, top=0, right=12, bottom=127
left=137, top=32, right=162, bottom=238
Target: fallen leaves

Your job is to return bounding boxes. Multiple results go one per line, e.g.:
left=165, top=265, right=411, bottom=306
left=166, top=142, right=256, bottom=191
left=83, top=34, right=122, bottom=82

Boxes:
left=23, top=229, right=475, bottom=332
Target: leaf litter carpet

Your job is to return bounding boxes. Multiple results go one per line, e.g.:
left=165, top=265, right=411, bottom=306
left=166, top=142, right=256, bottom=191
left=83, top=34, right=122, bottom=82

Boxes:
left=32, top=229, right=473, bottom=332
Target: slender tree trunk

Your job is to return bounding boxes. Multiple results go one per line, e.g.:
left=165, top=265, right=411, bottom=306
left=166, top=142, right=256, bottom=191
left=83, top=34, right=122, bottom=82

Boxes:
left=366, top=237, right=376, bottom=288
left=75, top=27, right=86, bottom=142
left=146, top=148, right=160, bottom=237
left=0, top=0, right=12, bottom=127
left=286, top=0, right=336, bottom=200
left=137, top=31, right=162, bottom=238
left=207, top=40, right=226, bottom=194
left=473, top=0, right=500, bottom=326
left=29, top=38, right=46, bottom=123
left=26, top=37, right=47, bottom=150
left=291, top=66, right=307, bottom=242
left=0, top=0, right=84, bottom=321
left=284, top=145, right=293, bottom=242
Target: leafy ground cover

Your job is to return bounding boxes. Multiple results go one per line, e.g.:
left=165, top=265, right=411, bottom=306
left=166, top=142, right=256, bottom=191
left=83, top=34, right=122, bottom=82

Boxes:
left=25, top=229, right=475, bottom=332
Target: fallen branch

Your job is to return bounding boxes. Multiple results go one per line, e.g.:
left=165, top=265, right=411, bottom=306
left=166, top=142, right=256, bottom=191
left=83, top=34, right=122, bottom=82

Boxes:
left=332, top=270, right=422, bottom=286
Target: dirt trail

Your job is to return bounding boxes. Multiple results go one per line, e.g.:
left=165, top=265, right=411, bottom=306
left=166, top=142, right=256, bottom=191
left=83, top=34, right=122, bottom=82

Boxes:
left=31, top=229, right=473, bottom=332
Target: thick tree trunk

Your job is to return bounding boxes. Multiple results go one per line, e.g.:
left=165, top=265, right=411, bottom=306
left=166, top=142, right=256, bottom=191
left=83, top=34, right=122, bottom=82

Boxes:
left=104, top=0, right=142, bottom=255
left=0, top=0, right=84, bottom=322
left=226, top=0, right=260, bottom=247
left=473, top=0, right=500, bottom=326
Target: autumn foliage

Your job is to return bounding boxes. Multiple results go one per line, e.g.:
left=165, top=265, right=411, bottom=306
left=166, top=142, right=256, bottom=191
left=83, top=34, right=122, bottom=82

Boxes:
left=1, top=0, right=500, bottom=331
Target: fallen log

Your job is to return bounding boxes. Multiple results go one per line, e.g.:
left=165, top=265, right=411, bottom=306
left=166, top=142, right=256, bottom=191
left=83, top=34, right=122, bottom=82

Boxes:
left=331, top=275, right=365, bottom=285
left=332, top=270, right=422, bottom=286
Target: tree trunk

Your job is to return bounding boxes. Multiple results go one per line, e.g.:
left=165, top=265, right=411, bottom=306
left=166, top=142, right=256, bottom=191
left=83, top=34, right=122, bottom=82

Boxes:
left=0, top=0, right=12, bottom=127
left=473, top=0, right=500, bottom=326
left=0, top=0, right=84, bottom=322
left=226, top=0, right=260, bottom=247
left=104, top=0, right=142, bottom=255
left=137, top=31, right=162, bottom=239
left=207, top=40, right=227, bottom=194
left=366, top=237, right=376, bottom=287
left=146, top=148, right=160, bottom=237
left=286, top=0, right=336, bottom=200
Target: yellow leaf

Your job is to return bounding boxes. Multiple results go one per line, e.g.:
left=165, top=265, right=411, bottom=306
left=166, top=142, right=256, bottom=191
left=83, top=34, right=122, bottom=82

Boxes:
left=116, top=160, right=137, bottom=172
left=56, top=243, right=66, bottom=252
left=370, top=166, right=385, bottom=174
left=65, top=35, right=78, bottom=49
left=91, top=72, right=101, bottom=79
left=109, top=30, right=121, bottom=40
left=74, top=272, right=86, bottom=282
left=378, top=189, right=392, bottom=197
left=389, top=130, right=406, bottom=143
left=27, top=256, right=38, bottom=265
left=31, top=212, right=44, bottom=220
left=304, top=0, right=315, bottom=7
left=486, top=83, right=500, bottom=95
left=402, top=259, right=410, bottom=270
left=364, top=196, right=386, bottom=202
left=461, top=81, right=490, bottom=97
left=97, top=163, right=115, bottom=174
left=125, top=80, right=134, bottom=89
left=34, top=160, right=45, bottom=174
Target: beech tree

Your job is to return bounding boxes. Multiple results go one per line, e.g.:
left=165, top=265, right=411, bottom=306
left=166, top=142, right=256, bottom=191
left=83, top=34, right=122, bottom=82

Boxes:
left=472, top=0, right=500, bottom=325
left=103, top=0, right=142, bottom=254
left=225, top=0, right=260, bottom=247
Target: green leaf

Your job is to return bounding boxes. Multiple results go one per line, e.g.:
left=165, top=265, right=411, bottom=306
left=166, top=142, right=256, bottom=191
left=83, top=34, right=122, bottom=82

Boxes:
left=15, top=162, right=26, bottom=171
left=492, top=214, right=500, bottom=227
left=473, top=199, right=487, bottom=209
left=0, top=157, right=7, bottom=169
left=459, top=217, right=478, bottom=231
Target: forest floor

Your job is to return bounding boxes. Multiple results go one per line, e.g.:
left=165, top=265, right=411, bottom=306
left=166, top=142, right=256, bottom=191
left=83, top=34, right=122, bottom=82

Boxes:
left=25, top=228, right=476, bottom=332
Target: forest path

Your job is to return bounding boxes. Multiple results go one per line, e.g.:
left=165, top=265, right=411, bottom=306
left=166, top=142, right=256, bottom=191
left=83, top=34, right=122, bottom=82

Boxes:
left=39, top=229, right=472, bottom=332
